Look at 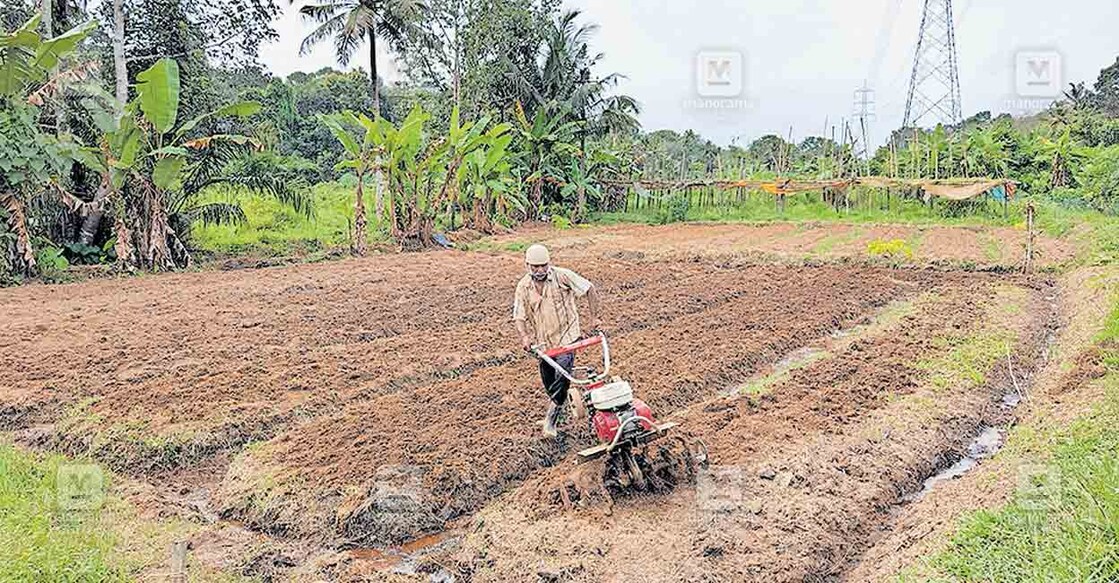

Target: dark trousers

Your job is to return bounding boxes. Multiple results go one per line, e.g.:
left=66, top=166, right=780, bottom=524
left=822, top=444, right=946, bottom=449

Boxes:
left=539, top=353, right=575, bottom=406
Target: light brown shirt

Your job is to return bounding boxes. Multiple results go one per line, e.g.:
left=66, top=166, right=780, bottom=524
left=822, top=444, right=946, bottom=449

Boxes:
left=512, top=267, right=594, bottom=349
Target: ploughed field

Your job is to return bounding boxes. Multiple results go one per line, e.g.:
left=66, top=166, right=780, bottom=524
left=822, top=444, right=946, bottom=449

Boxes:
left=0, top=222, right=1058, bottom=581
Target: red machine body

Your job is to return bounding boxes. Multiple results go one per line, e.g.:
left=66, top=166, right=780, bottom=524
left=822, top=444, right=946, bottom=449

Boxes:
left=591, top=398, right=655, bottom=443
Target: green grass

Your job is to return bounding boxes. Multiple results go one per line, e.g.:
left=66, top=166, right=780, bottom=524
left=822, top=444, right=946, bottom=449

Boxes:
left=594, top=192, right=1116, bottom=250
left=980, top=232, right=1003, bottom=263
left=192, top=180, right=387, bottom=255
left=1100, top=289, right=1119, bottom=370
left=927, top=373, right=1119, bottom=582
left=0, top=445, right=127, bottom=582
left=916, top=288, right=1025, bottom=392
left=810, top=226, right=865, bottom=255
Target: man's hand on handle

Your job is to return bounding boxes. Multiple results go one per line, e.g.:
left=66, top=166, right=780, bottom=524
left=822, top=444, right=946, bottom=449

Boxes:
left=521, top=334, right=535, bottom=352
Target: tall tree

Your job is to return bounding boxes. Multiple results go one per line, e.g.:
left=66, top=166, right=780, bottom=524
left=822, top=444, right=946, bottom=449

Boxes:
left=295, top=0, right=423, bottom=113
left=396, top=0, right=558, bottom=116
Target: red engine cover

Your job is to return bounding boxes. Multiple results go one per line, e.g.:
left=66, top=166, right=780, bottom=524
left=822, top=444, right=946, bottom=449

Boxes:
left=632, top=399, right=656, bottom=429
left=592, top=410, right=620, bottom=443
left=591, top=400, right=657, bottom=443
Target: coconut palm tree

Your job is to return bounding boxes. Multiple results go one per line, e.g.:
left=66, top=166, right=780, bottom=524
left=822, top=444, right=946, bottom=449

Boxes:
left=294, top=0, right=424, bottom=113
left=505, top=10, right=640, bottom=138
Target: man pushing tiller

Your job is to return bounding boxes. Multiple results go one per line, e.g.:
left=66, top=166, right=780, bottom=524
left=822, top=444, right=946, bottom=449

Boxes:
left=512, top=244, right=603, bottom=437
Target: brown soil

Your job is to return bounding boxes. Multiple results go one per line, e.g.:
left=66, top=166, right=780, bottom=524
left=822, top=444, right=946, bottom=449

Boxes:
left=215, top=263, right=945, bottom=547
left=438, top=283, right=1054, bottom=582
left=0, top=221, right=1068, bottom=581
left=489, top=222, right=1074, bottom=269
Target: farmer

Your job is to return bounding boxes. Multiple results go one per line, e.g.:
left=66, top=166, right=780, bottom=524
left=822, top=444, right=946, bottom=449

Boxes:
left=513, top=244, right=603, bottom=437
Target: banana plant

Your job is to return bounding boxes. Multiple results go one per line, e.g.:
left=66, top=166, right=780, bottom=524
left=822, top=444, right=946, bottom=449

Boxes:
left=325, top=105, right=511, bottom=248
left=320, top=109, right=389, bottom=255
left=0, top=16, right=95, bottom=275
left=513, top=100, right=581, bottom=219
left=1037, top=127, right=1085, bottom=189
left=74, top=58, right=307, bottom=269
left=460, top=128, right=516, bottom=232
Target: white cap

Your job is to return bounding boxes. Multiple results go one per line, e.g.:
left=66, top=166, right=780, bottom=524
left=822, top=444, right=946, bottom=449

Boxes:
left=525, top=244, right=551, bottom=265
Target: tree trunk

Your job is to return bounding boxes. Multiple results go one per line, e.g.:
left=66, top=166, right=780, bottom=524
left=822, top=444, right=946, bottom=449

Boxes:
left=353, top=171, right=368, bottom=256
left=112, top=197, right=135, bottom=271
left=369, top=28, right=379, bottom=115
left=146, top=190, right=175, bottom=270
left=2, top=194, right=36, bottom=275
left=367, top=29, right=386, bottom=221
left=76, top=0, right=129, bottom=246
left=532, top=179, right=543, bottom=220
left=113, top=0, right=127, bottom=104
left=78, top=179, right=110, bottom=245
left=576, top=184, right=586, bottom=223
left=41, top=0, right=52, bottom=36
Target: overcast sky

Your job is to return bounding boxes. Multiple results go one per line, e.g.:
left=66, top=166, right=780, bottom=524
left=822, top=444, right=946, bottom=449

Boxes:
left=261, top=0, right=1118, bottom=147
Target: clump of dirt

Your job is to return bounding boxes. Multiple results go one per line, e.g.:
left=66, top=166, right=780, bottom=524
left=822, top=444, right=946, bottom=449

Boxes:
left=1053, top=344, right=1110, bottom=394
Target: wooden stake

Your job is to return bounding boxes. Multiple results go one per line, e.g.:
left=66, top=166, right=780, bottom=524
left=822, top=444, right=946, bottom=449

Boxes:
left=170, top=541, right=188, bottom=583
left=1025, top=202, right=1035, bottom=274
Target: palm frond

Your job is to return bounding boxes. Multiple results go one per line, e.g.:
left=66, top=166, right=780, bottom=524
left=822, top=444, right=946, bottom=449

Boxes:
left=333, top=6, right=373, bottom=65
left=187, top=202, right=247, bottom=226
left=299, top=11, right=348, bottom=56
left=221, top=174, right=314, bottom=218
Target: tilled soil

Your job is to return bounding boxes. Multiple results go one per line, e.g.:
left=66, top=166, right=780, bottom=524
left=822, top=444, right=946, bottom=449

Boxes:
left=489, top=222, right=1074, bottom=269
left=442, top=283, right=1054, bottom=583
left=0, top=222, right=1060, bottom=581
left=215, top=263, right=940, bottom=547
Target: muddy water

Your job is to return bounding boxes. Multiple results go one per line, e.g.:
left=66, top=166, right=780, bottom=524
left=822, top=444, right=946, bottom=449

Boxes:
left=348, top=529, right=463, bottom=580
left=901, top=426, right=1005, bottom=503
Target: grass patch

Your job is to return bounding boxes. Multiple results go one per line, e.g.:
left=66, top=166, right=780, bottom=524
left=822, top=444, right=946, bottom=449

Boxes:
left=595, top=190, right=1025, bottom=228
left=460, top=239, right=529, bottom=254
left=917, top=288, right=1024, bottom=391
left=737, top=348, right=828, bottom=396
left=0, top=443, right=232, bottom=582
left=1099, top=289, right=1119, bottom=369
left=920, top=329, right=1018, bottom=392
left=980, top=232, right=1003, bottom=263
left=0, top=445, right=127, bottom=581
left=810, top=226, right=865, bottom=255
left=192, top=180, right=387, bottom=255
